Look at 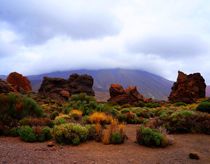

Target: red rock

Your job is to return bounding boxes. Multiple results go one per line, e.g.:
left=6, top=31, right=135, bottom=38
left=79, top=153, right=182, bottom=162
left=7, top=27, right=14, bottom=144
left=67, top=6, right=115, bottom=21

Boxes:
left=0, top=79, right=15, bottom=93
left=59, top=90, right=70, bottom=99
left=108, top=84, right=145, bottom=105
left=169, top=71, right=206, bottom=103
left=7, top=72, right=32, bottom=93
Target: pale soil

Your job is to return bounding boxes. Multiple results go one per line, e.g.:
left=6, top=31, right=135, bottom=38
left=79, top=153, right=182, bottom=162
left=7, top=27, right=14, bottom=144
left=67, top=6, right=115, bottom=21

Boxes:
left=0, top=125, right=210, bottom=164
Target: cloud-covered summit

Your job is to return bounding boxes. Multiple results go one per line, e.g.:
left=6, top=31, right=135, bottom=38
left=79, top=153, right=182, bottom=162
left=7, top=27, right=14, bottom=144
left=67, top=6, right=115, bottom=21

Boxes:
left=0, top=0, right=210, bottom=83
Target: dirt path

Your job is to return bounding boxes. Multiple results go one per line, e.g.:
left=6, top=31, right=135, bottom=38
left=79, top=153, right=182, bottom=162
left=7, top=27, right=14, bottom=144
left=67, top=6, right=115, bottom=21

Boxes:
left=0, top=125, right=210, bottom=164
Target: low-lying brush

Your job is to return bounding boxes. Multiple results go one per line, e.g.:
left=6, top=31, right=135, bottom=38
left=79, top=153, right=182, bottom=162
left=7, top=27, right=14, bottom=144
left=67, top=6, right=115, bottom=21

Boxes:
left=136, top=126, right=171, bottom=147
left=53, top=123, right=89, bottom=145
left=88, top=112, right=113, bottom=125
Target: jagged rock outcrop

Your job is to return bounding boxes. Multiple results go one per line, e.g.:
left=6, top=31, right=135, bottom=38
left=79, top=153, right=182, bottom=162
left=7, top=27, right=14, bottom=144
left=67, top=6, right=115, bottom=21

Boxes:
left=6, top=72, right=32, bottom=93
left=0, top=79, right=15, bottom=93
left=108, top=84, right=145, bottom=105
left=169, top=71, right=206, bottom=103
left=38, top=74, right=94, bottom=101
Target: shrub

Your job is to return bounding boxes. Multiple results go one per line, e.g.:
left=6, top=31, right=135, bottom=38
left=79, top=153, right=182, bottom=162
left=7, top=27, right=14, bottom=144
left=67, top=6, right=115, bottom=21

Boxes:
left=197, top=102, right=210, bottom=114
left=101, top=119, right=126, bottom=145
left=34, top=126, right=52, bottom=142
left=136, top=126, right=170, bottom=147
left=174, top=102, right=187, bottom=107
left=53, top=123, right=88, bottom=145
left=88, top=112, right=113, bottom=125
left=19, top=126, right=36, bottom=142
left=19, top=126, right=52, bottom=142
left=69, top=109, right=83, bottom=120
left=145, top=102, right=161, bottom=108
left=50, top=111, right=59, bottom=120
left=0, top=93, right=43, bottom=128
left=53, top=114, right=70, bottom=125
left=110, top=132, right=124, bottom=144
left=19, top=117, right=54, bottom=127
left=9, top=127, right=19, bottom=137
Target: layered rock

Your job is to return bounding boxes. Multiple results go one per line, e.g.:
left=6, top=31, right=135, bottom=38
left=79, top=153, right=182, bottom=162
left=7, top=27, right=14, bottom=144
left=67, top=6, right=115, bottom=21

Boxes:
left=6, top=72, right=32, bottom=93
left=108, top=84, right=145, bottom=105
left=0, top=79, right=15, bottom=93
left=38, top=74, right=94, bottom=101
left=169, top=71, right=206, bottom=103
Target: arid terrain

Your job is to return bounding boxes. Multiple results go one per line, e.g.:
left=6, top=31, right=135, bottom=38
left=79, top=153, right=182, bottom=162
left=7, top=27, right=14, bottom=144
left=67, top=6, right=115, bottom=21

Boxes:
left=0, top=125, right=210, bottom=164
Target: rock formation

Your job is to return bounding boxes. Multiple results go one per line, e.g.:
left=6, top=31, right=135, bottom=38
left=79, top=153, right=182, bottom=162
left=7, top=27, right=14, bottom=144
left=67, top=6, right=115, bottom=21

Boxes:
left=38, top=74, right=94, bottom=101
left=108, top=84, right=145, bottom=105
left=0, top=79, right=15, bottom=93
left=169, top=71, right=206, bottom=103
left=6, top=72, right=32, bottom=93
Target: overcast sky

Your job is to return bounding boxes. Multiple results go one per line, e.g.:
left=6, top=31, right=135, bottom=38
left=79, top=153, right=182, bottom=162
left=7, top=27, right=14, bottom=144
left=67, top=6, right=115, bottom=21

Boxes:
left=0, top=0, right=210, bottom=84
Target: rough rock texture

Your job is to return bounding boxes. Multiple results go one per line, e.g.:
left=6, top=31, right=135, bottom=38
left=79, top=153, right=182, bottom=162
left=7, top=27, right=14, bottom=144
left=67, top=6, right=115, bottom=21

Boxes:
left=6, top=72, right=32, bottom=93
left=169, top=71, right=206, bottom=103
left=38, top=74, right=94, bottom=101
left=0, top=79, right=15, bottom=93
left=108, top=84, right=145, bottom=105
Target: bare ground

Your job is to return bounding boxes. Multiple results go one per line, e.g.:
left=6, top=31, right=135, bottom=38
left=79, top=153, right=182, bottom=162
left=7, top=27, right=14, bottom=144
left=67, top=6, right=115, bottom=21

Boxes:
left=0, top=125, right=210, bottom=164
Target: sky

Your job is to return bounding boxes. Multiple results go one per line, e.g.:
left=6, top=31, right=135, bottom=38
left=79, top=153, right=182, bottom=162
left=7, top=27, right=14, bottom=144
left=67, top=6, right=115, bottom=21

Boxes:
left=0, top=0, right=210, bottom=84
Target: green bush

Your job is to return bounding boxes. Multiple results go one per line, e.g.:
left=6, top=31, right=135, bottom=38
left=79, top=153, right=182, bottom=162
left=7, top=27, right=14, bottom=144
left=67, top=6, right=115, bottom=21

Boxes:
left=0, top=94, right=43, bottom=124
left=145, top=102, right=161, bottom=108
left=197, top=102, right=210, bottom=114
left=19, top=126, right=36, bottom=142
left=174, top=102, right=187, bottom=107
left=35, top=127, right=52, bottom=142
left=50, top=111, right=59, bottom=120
left=136, top=126, right=170, bottom=147
left=110, top=132, right=124, bottom=144
left=53, top=123, right=89, bottom=145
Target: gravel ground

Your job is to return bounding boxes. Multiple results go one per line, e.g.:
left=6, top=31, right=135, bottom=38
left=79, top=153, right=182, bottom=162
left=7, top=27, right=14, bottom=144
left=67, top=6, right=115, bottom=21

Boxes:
left=0, top=125, right=210, bottom=164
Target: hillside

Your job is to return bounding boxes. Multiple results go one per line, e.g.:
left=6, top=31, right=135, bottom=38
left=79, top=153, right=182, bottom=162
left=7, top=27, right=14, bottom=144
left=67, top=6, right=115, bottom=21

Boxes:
left=28, top=69, right=173, bottom=100
left=207, top=86, right=210, bottom=97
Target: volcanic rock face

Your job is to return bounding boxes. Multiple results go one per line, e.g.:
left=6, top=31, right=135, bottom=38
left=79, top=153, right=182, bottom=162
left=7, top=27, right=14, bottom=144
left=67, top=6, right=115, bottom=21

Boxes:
left=6, top=72, right=32, bottom=93
left=108, top=84, right=145, bottom=105
left=169, top=71, right=206, bottom=103
left=38, top=74, right=94, bottom=101
left=0, top=79, right=15, bottom=93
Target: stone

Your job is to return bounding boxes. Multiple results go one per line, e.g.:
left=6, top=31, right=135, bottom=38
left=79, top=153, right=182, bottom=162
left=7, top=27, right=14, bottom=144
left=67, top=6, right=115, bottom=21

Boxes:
left=6, top=72, right=32, bottom=93
left=38, top=74, right=95, bottom=101
left=47, top=141, right=55, bottom=147
left=189, top=153, right=200, bottom=160
left=0, top=79, right=15, bottom=93
left=108, top=84, right=145, bottom=105
left=169, top=71, right=206, bottom=103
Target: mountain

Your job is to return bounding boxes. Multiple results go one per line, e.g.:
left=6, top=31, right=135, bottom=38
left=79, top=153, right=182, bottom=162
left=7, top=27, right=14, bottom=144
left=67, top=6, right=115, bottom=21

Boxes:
left=27, top=69, right=173, bottom=100
left=0, top=75, right=6, bottom=80
left=207, top=86, right=210, bottom=97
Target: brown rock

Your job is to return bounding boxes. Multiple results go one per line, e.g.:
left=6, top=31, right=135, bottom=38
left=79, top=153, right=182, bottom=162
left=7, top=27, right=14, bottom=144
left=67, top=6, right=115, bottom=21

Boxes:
left=7, top=72, right=32, bottom=93
left=169, top=71, right=206, bottom=103
left=189, top=153, right=200, bottom=160
left=108, top=84, right=145, bottom=105
left=38, top=74, right=95, bottom=101
left=0, top=79, right=15, bottom=93
left=47, top=141, right=55, bottom=147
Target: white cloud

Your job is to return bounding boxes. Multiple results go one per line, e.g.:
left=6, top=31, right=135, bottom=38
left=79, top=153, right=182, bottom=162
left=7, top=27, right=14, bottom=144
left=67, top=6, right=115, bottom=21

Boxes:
left=0, top=0, right=210, bottom=84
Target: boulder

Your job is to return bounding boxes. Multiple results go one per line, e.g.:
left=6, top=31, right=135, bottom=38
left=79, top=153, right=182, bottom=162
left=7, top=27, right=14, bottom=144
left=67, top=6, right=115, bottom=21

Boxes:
left=169, top=71, right=206, bottom=103
left=6, top=72, right=32, bottom=93
left=38, top=74, right=95, bottom=101
left=68, top=74, right=94, bottom=96
left=0, top=79, right=15, bottom=93
left=108, top=84, right=145, bottom=105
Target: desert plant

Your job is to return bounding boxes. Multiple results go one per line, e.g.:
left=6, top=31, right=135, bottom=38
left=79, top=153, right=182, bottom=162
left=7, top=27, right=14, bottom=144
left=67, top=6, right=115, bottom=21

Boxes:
left=196, top=101, right=210, bottom=114
left=69, top=109, right=83, bottom=120
left=136, top=126, right=170, bottom=147
left=53, top=123, right=88, bottom=145
left=174, top=102, right=187, bottom=107
left=50, top=111, right=59, bottom=120
left=19, top=117, right=54, bottom=127
left=110, top=132, right=124, bottom=144
left=19, top=126, right=36, bottom=142
left=88, top=112, right=113, bottom=125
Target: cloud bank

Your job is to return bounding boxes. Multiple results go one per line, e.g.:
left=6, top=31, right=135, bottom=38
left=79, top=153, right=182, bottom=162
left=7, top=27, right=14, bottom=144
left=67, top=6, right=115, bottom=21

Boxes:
left=0, top=0, right=210, bottom=84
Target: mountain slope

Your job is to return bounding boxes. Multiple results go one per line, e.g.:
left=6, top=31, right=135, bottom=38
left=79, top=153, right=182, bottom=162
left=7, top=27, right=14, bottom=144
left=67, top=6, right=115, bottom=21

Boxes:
left=207, top=86, right=210, bottom=97
left=28, top=69, right=173, bottom=100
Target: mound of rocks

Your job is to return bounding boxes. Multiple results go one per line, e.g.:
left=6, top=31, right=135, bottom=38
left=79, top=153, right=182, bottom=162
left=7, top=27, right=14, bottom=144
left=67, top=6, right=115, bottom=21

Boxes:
left=169, top=71, right=206, bottom=103
left=108, top=84, right=145, bottom=105
left=6, top=72, right=32, bottom=93
left=38, top=73, right=94, bottom=101
left=0, top=79, right=15, bottom=93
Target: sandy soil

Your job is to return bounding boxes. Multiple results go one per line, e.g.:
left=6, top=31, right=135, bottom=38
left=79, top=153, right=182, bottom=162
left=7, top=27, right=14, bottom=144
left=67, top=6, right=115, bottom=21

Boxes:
left=0, top=125, right=210, bottom=164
